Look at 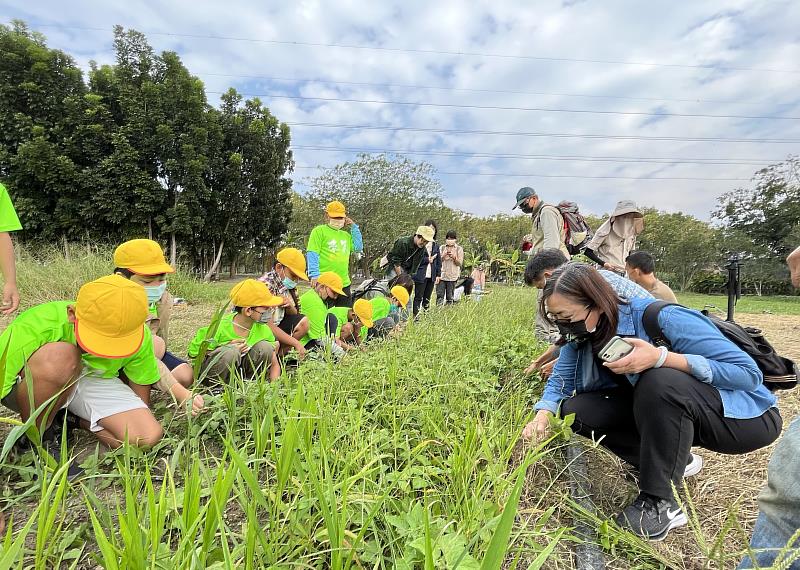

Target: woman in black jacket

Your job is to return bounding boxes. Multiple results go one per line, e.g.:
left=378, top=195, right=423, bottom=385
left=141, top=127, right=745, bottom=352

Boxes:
left=412, top=220, right=441, bottom=316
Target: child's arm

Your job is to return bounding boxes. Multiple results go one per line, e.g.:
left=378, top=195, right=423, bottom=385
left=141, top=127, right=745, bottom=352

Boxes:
left=0, top=232, right=19, bottom=315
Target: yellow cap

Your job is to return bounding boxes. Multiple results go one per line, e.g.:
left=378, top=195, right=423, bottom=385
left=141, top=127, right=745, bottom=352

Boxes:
left=416, top=225, right=435, bottom=242
left=326, top=201, right=346, bottom=218
left=390, top=285, right=410, bottom=308
left=74, top=275, right=149, bottom=358
left=353, top=298, right=374, bottom=328
left=317, top=272, right=345, bottom=296
left=230, top=279, right=284, bottom=308
left=276, top=247, right=309, bottom=281
left=113, top=239, right=175, bottom=276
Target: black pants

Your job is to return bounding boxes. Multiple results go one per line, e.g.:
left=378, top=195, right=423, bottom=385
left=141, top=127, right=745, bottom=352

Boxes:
left=561, top=367, right=782, bottom=500
left=327, top=285, right=352, bottom=308
left=413, top=279, right=435, bottom=315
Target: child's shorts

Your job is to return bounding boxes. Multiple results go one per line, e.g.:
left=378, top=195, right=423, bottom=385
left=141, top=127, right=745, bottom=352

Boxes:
left=67, top=370, right=149, bottom=432
left=162, top=350, right=187, bottom=371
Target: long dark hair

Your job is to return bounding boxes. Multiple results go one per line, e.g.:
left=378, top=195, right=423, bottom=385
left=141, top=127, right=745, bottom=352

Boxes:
left=540, top=262, right=622, bottom=353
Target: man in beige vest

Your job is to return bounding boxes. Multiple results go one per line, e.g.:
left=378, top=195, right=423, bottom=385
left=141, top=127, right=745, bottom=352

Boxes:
left=513, top=186, right=568, bottom=341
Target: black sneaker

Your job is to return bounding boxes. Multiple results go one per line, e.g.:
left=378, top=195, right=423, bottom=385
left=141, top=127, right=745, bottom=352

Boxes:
left=614, top=493, right=687, bottom=541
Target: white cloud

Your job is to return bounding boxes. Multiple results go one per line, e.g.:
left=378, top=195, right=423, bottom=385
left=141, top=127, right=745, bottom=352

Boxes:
left=4, top=0, right=800, bottom=219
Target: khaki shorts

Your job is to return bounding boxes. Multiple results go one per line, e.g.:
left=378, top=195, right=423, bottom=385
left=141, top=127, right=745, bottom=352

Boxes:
left=67, top=369, right=148, bottom=432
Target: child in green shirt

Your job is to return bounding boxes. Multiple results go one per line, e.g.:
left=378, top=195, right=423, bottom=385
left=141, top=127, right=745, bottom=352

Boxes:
left=113, top=239, right=203, bottom=415
left=0, top=275, right=163, bottom=453
left=189, top=279, right=283, bottom=383
left=0, top=183, right=22, bottom=315
left=327, top=298, right=374, bottom=350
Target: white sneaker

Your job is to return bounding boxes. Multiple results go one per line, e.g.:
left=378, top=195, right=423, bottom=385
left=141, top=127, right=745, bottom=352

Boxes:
left=684, top=453, right=704, bottom=478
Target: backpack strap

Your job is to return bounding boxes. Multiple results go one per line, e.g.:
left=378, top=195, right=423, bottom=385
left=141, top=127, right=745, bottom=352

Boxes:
left=642, top=300, right=680, bottom=349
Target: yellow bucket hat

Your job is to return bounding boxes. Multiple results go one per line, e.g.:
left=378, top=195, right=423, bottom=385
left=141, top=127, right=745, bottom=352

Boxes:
left=276, top=247, right=309, bottom=281
left=74, top=275, right=149, bottom=358
left=353, top=298, right=374, bottom=328
left=113, top=239, right=175, bottom=276
left=317, top=272, right=345, bottom=296
left=230, top=279, right=284, bottom=308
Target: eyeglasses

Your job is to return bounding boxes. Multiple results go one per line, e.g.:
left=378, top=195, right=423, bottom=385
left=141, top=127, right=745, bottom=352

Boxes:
left=547, top=305, right=591, bottom=323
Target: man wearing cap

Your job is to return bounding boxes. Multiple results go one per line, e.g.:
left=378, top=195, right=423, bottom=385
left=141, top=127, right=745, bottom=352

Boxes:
left=513, top=187, right=569, bottom=342
left=0, top=275, right=164, bottom=451
left=583, top=200, right=644, bottom=273
left=188, top=279, right=284, bottom=383
left=512, top=187, right=569, bottom=258
left=298, top=272, right=346, bottom=353
left=328, top=298, right=374, bottom=350
left=257, top=247, right=311, bottom=358
left=386, top=225, right=434, bottom=278
left=306, top=201, right=363, bottom=308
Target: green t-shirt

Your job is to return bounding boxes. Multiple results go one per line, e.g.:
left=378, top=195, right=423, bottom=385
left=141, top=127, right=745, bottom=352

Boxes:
left=307, top=224, right=354, bottom=286
left=0, top=301, right=159, bottom=398
left=326, top=306, right=351, bottom=338
left=299, top=289, right=330, bottom=342
left=370, top=297, right=391, bottom=321
left=187, top=312, right=275, bottom=358
left=0, top=183, right=22, bottom=233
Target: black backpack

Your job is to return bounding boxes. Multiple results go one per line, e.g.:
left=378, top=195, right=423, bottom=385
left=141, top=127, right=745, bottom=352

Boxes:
left=642, top=301, right=798, bottom=392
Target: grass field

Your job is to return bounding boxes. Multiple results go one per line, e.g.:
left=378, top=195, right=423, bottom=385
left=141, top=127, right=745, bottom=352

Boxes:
left=676, top=292, right=800, bottom=316
left=1, top=251, right=798, bottom=568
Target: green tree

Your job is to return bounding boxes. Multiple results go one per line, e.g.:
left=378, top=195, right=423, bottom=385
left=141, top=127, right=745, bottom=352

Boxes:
left=637, top=211, right=721, bottom=291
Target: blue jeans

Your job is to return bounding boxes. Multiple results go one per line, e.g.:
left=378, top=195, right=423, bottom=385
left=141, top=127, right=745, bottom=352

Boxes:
left=739, top=415, right=800, bottom=569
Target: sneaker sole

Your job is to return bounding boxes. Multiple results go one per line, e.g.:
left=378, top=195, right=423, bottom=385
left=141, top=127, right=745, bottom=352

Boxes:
left=684, top=454, right=704, bottom=478
left=647, top=513, right=688, bottom=542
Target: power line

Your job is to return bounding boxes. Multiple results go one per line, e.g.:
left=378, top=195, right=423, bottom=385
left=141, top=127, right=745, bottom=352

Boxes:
left=291, top=144, right=779, bottom=166
left=198, top=72, right=791, bottom=108
left=28, top=22, right=800, bottom=74
left=286, top=121, right=800, bottom=144
left=208, top=90, right=800, bottom=121
left=292, top=165, right=749, bottom=181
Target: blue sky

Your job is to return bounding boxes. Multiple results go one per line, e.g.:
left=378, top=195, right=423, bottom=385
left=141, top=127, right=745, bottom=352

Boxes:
left=4, top=0, right=800, bottom=219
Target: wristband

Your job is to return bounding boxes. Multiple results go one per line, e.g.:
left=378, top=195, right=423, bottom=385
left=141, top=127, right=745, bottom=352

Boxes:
left=653, top=346, right=669, bottom=369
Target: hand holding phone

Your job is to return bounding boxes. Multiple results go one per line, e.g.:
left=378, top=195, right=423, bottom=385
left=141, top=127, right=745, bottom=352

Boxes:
left=599, top=336, right=634, bottom=363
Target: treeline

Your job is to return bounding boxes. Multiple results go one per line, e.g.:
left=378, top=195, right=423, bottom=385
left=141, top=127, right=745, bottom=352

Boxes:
left=0, top=22, right=292, bottom=276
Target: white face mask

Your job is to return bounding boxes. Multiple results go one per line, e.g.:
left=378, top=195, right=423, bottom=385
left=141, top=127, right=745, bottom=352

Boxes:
left=329, top=218, right=346, bottom=230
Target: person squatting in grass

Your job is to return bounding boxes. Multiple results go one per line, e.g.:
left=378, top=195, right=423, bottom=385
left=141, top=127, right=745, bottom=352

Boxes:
left=738, top=244, right=800, bottom=569
left=306, top=200, right=363, bottom=308
left=522, top=249, right=653, bottom=379
left=298, top=271, right=346, bottom=354
left=521, top=262, right=781, bottom=541
left=188, top=279, right=283, bottom=383
left=366, top=285, right=411, bottom=338
left=113, top=239, right=203, bottom=416
left=0, top=275, right=165, bottom=452
left=0, top=182, right=22, bottom=315
left=327, top=298, right=374, bottom=350
left=258, top=247, right=311, bottom=359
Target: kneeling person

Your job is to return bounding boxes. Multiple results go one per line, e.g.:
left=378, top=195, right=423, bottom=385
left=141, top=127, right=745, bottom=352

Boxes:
left=188, top=279, right=283, bottom=383
left=367, top=285, right=411, bottom=338
left=0, top=275, right=163, bottom=450
left=299, top=272, right=345, bottom=352
left=328, top=298, right=374, bottom=349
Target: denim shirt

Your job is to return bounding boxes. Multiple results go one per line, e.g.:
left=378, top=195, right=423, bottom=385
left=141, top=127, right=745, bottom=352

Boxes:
left=535, top=297, right=777, bottom=420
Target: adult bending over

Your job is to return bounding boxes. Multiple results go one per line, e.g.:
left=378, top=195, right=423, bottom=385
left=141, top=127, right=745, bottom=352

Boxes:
left=521, top=262, right=781, bottom=541
left=583, top=200, right=643, bottom=273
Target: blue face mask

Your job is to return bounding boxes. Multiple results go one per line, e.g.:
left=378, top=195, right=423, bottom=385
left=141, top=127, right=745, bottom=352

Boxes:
left=256, top=308, right=274, bottom=324
left=282, top=276, right=297, bottom=290
left=145, top=282, right=167, bottom=304
left=389, top=304, right=399, bottom=313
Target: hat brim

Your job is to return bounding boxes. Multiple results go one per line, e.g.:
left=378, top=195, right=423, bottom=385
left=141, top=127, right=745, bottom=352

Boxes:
left=258, top=295, right=285, bottom=308
left=512, top=196, right=528, bottom=210
left=361, top=317, right=373, bottom=328
left=611, top=208, right=643, bottom=218
left=330, top=285, right=346, bottom=296
left=130, top=262, right=176, bottom=276
left=74, top=318, right=144, bottom=359
left=286, top=265, right=309, bottom=282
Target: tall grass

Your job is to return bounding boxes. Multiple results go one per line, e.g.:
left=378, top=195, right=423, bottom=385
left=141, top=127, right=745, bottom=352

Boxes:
left=11, top=244, right=228, bottom=312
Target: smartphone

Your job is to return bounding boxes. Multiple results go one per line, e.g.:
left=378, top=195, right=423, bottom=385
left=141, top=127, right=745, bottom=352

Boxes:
left=599, top=336, right=634, bottom=363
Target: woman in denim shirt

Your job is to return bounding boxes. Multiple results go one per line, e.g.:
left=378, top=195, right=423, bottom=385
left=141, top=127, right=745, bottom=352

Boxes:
left=521, top=263, right=781, bottom=541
